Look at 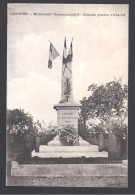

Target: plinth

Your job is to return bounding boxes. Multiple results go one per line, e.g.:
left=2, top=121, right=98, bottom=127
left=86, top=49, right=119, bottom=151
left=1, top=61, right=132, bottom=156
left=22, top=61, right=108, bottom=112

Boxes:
left=54, top=102, right=81, bottom=134
left=48, top=101, right=81, bottom=146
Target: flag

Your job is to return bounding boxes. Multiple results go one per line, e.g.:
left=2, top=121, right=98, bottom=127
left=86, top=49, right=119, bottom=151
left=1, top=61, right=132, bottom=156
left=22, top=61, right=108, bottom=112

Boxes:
left=63, top=37, right=67, bottom=64
left=48, top=42, right=59, bottom=69
left=67, top=39, right=73, bottom=63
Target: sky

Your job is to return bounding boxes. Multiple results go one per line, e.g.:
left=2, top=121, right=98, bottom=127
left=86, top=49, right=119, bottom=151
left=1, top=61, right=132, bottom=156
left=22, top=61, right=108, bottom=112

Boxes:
left=7, top=4, right=128, bottom=125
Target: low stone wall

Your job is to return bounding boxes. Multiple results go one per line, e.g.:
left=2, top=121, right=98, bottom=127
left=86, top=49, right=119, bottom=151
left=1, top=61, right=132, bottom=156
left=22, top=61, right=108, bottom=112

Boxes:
left=11, top=161, right=128, bottom=177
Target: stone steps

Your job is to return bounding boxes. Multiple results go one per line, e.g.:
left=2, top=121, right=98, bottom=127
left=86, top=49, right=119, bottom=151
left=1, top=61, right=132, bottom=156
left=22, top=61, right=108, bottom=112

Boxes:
left=32, top=145, right=108, bottom=158
left=39, top=145, right=99, bottom=152
left=31, top=150, right=108, bottom=158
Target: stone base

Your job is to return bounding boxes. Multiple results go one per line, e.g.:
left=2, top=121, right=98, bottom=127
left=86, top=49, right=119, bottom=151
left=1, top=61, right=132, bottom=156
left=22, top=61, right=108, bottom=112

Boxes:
left=39, top=145, right=99, bottom=152
left=31, top=145, right=108, bottom=158
left=31, top=151, right=108, bottom=158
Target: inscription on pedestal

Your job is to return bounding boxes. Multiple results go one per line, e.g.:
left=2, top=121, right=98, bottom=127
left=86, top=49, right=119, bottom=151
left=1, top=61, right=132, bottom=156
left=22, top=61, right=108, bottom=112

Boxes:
left=57, top=109, right=78, bottom=130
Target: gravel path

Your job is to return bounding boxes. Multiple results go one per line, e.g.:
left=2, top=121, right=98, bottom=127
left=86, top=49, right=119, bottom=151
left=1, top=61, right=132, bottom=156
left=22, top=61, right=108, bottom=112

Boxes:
left=6, top=175, right=128, bottom=187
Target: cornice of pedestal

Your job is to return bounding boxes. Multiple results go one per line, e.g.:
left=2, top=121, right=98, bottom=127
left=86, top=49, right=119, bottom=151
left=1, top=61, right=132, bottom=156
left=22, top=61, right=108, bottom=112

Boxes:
left=53, top=101, right=82, bottom=110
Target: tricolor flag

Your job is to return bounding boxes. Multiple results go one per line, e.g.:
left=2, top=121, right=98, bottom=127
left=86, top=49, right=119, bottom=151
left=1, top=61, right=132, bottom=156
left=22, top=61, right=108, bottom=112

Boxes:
left=67, top=39, right=73, bottom=63
left=48, top=42, right=59, bottom=69
left=63, top=37, right=67, bottom=64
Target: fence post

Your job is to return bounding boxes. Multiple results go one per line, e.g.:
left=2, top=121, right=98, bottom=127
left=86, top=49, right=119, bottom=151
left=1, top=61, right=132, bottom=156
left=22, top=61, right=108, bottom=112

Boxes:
left=98, top=133, right=104, bottom=152
left=35, top=136, right=41, bottom=152
left=108, top=133, right=117, bottom=159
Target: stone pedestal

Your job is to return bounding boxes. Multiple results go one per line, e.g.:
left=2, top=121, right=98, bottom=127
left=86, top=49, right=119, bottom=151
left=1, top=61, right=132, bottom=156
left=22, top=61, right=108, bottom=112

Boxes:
left=54, top=102, right=81, bottom=133
left=53, top=102, right=81, bottom=145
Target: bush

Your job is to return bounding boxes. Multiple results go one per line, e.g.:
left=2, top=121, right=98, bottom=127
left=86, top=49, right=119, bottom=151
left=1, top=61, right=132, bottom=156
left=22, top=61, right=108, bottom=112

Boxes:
left=7, top=108, right=58, bottom=160
left=79, top=118, right=127, bottom=159
left=59, top=125, right=79, bottom=146
left=45, top=129, right=57, bottom=145
left=78, top=120, right=87, bottom=139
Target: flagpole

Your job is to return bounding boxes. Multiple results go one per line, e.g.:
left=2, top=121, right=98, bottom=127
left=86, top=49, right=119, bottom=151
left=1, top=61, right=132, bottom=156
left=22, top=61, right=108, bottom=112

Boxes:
left=63, top=37, right=73, bottom=75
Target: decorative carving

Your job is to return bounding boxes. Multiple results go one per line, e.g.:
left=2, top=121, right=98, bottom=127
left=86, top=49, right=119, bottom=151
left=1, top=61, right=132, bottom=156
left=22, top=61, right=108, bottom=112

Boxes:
left=64, top=77, right=72, bottom=96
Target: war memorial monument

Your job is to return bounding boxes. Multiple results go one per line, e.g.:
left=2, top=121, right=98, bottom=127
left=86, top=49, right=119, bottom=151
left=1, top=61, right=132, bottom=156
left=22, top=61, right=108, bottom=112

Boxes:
left=31, top=39, right=108, bottom=159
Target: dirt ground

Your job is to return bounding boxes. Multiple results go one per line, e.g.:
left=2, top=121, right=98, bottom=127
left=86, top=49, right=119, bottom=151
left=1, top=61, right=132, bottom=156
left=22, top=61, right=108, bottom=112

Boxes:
left=7, top=169, right=128, bottom=187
